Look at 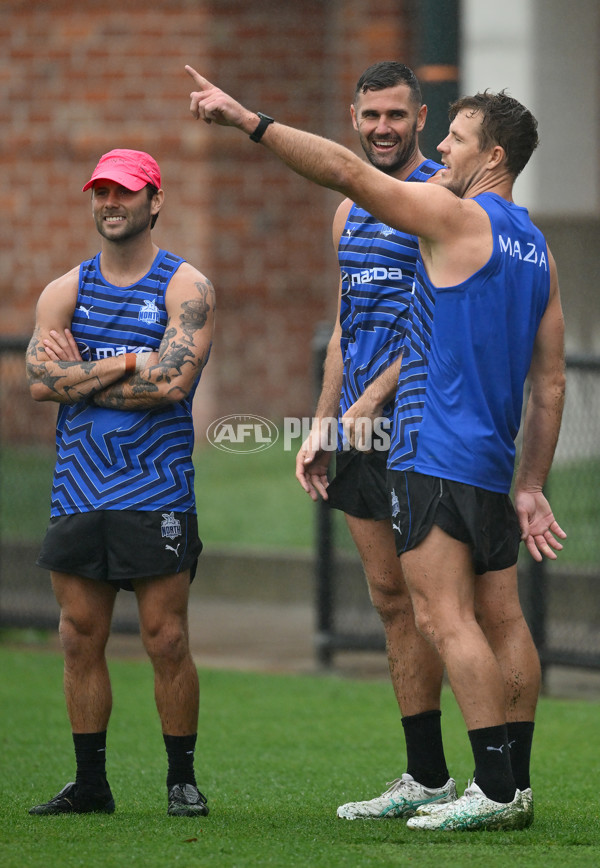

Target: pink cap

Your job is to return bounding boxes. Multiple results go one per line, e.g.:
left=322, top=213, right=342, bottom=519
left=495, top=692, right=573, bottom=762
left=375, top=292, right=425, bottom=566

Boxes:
left=82, top=148, right=161, bottom=192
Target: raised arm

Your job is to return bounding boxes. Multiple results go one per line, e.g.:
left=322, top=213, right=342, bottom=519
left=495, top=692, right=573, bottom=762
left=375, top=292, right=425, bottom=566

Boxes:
left=514, top=249, right=567, bottom=561
left=26, top=269, right=135, bottom=404
left=91, top=263, right=216, bottom=410
left=185, top=66, right=466, bottom=251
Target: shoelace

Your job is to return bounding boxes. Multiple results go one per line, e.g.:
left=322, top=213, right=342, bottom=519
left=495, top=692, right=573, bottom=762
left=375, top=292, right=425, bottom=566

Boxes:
left=383, top=774, right=413, bottom=795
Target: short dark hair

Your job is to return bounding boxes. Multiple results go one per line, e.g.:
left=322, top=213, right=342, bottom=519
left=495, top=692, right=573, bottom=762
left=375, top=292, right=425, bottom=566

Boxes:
left=354, top=60, right=422, bottom=106
left=146, top=184, right=160, bottom=228
left=449, top=90, right=539, bottom=178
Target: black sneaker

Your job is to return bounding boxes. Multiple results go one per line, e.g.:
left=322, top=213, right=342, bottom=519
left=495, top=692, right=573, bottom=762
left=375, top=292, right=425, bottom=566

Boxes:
left=29, top=781, right=115, bottom=815
left=167, top=783, right=209, bottom=817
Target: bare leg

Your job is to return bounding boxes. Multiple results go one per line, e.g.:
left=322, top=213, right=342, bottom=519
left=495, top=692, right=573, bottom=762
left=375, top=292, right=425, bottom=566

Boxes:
left=335, top=518, right=454, bottom=816
left=30, top=572, right=116, bottom=814
left=134, top=571, right=198, bottom=735
left=475, top=567, right=541, bottom=722
left=345, top=516, right=444, bottom=715
left=51, top=572, right=116, bottom=732
left=399, top=526, right=505, bottom=730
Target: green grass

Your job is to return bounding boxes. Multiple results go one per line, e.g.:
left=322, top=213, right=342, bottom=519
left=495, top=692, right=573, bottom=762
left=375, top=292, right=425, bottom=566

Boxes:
left=548, top=458, right=600, bottom=565
left=193, top=436, right=316, bottom=551
left=1, top=645, right=599, bottom=868
left=0, top=445, right=55, bottom=541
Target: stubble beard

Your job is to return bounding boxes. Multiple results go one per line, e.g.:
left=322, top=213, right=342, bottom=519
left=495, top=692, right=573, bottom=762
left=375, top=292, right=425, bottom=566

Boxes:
left=95, top=212, right=152, bottom=243
left=361, top=120, right=419, bottom=176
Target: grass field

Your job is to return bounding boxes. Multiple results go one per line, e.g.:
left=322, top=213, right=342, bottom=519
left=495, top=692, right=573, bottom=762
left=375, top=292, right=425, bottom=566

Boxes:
left=1, top=645, right=599, bottom=868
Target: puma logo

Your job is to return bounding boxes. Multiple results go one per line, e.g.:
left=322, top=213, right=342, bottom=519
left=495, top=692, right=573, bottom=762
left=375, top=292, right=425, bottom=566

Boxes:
left=486, top=739, right=516, bottom=754
left=78, top=304, right=93, bottom=318
left=165, top=543, right=180, bottom=556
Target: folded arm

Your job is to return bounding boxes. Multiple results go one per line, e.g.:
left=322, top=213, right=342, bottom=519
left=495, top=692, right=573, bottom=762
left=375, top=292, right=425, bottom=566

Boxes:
left=26, top=269, right=134, bottom=404
left=92, top=264, right=216, bottom=410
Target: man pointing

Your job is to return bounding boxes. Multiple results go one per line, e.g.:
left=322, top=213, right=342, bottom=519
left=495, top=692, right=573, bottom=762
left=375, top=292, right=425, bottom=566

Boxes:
left=184, top=65, right=566, bottom=831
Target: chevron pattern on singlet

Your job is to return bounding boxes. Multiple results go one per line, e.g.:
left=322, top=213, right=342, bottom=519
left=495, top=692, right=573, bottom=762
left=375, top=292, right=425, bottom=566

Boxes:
left=387, top=257, right=436, bottom=469
left=52, top=403, right=196, bottom=514
left=337, top=159, right=442, bottom=432
left=51, top=249, right=199, bottom=516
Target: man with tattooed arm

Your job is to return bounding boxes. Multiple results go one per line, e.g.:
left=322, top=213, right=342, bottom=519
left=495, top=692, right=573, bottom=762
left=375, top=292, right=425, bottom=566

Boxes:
left=25, top=149, right=215, bottom=818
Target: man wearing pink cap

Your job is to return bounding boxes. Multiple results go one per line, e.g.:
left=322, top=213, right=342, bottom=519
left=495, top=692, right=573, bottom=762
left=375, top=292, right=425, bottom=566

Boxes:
left=26, top=148, right=215, bottom=818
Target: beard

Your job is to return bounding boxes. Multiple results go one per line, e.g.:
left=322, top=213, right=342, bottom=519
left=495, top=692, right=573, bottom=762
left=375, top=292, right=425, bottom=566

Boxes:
left=360, top=118, right=419, bottom=176
left=95, top=210, right=152, bottom=242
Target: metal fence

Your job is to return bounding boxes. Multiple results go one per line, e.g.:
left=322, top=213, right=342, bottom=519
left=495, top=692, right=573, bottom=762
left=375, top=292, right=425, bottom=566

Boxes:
left=0, top=336, right=140, bottom=633
left=2, top=334, right=600, bottom=674
left=311, top=327, right=600, bottom=672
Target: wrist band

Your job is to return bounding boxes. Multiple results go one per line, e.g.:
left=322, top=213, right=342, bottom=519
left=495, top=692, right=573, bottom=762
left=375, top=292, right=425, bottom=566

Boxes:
left=135, top=352, right=151, bottom=372
left=124, top=353, right=137, bottom=375
left=250, top=112, right=274, bottom=142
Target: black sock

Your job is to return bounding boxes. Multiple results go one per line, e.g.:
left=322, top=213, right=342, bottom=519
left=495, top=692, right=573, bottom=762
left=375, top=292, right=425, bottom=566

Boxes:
left=73, top=731, right=108, bottom=788
left=163, top=733, right=197, bottom=789
left=506, top=721, right=534, bottom=791
left=401, top=709, right=450, bottom=788
left=468, top=724, right=516, bottom=803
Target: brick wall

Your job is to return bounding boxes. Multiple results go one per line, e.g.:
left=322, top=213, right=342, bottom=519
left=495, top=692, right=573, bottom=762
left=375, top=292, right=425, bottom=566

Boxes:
left=1, top=0, right=413, bottom=437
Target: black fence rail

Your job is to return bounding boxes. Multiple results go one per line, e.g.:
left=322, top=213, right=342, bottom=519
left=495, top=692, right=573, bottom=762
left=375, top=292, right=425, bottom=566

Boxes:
left=0, top=336, right=140, bottom=634
left=2, top=334, right=600, bottom=674
left=311, top=326, right=600, bottom=673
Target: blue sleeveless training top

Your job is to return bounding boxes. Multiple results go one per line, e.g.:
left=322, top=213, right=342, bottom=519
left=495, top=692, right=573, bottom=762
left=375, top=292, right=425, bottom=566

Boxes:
left=388, top=192, right=551, bottom=493
left=337, top=159, right=441, bottom=445
left=51, top=249, right=200, bottom=515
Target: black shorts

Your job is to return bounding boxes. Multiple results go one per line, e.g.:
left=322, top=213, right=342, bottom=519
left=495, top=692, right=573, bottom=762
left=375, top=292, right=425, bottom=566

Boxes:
left=326, top=448, right=391, bottom=521
left=37, top=510, right=203, bottom=591
left=387, top=470, right=520, bottom=575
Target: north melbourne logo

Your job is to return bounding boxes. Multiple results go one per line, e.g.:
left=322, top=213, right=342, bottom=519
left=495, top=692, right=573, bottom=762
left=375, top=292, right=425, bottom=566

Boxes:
left=161, top=512, right=182, bottom=540
left=139, top=299, right=160, bottom=323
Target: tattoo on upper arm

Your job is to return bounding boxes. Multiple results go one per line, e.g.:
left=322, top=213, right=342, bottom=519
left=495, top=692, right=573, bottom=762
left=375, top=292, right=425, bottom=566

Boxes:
left=181, top=279, right=215, bottom=337
left=95, top=277, right=216, bottom=408
left=158, top=277, right=215, bottom=378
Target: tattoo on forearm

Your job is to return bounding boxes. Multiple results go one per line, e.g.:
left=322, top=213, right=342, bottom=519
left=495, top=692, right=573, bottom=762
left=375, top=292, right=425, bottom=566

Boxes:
left=92, top=378, right=160, bottom=409
left=26, top=332, right=108, bottom=404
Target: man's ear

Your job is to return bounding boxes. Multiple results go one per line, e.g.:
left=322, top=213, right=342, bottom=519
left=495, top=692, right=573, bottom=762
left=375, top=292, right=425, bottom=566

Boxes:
left=488, top=144, right=506, bottom=169
left=152, top=189, right=165, bottom=215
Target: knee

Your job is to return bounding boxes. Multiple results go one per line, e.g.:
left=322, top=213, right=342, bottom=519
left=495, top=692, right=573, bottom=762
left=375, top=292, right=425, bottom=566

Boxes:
left=142, top=618, right=189, bottom=665
left=411, top=606, right=436, bottom=644
left=410, top=600, right=455, bottom=655
left=59, top=611, right=110, bottom=659
left=475, top=598, right=524, bottom=641
left=366, top=572, right=413, bottom=627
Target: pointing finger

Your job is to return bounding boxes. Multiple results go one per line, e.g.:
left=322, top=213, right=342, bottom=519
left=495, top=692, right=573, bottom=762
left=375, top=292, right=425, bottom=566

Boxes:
left=185, top=65, right=210, bottom=89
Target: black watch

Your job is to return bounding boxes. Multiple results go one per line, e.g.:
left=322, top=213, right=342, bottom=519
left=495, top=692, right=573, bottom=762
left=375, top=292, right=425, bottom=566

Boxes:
left=249, top=112, right=274, bottom=142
